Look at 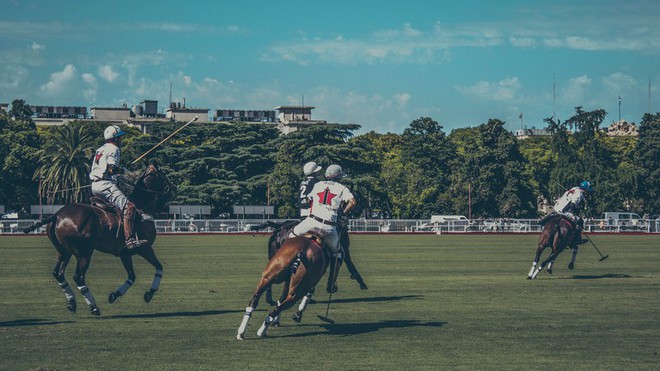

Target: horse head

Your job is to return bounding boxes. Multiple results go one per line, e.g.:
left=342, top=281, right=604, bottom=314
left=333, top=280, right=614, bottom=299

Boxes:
left=130, top=160, right=176, bottom=213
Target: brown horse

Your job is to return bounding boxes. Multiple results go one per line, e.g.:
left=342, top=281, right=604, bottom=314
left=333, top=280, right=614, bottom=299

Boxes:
left=527, top=215, right=579, bottom=279
left=236, top=231, right=329, bottom=340
left=252, top=217, right=367, bottom=307
left=23, top=162, right=174, bottom=315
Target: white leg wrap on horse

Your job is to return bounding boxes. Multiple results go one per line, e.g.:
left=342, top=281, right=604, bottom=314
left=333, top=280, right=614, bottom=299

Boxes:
left=59, top=280, right=76, bottom=301
left=117, top=279, right=134, bottom=296
left=237, top=307, right=254, bottom=339
left=527, top=264, right=537, bottom=278
left=58, top=280, right=76, bottom=301
left=257, top=316, right=274, bottom=337
left=151, top=270, right=163, bottom=291
left=77, top=285, right=96, bottom=306
left=298, top=293, right=312, bottom=312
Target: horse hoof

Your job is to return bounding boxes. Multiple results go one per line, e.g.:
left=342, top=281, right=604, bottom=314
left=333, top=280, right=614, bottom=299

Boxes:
left=568, top=262, right=575, bottom=270
left=236, top=334, right=244, bottom=341
left=144, top=290, right=156, bottom=303
left=359, top=282, right=368, bottom=290
left=67, top=300, right=77, bottom=313
left=108, top=291, right=120, bottom=304
left=527, top=276, right=532, bottom=279
left=547, top=269, right=553, bottom=274
left=292, top=312, right=302, bottom=323
left=90, top=307, right=101, bottom=316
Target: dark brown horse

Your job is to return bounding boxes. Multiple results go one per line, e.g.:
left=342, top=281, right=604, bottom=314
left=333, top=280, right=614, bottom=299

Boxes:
left=236, top=232, right=329, bottom=339
left=527, top=215, right=579, bottom=279
left=23, top=162, right=174, bottom=315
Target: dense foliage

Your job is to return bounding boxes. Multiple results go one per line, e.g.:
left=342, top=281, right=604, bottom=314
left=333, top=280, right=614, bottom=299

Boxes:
left=1, top=100, right=659, bottom=219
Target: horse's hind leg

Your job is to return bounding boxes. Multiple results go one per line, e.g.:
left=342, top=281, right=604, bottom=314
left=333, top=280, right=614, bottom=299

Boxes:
left=528, top=246, right=544, bottom=279
left=109, top=254, right=136, bottom=304
left=52, top=253, right=77, bottom=313
left=237, top=277, right=275, bottom=340
left=257, top=294, right=299, bottom=338
left=72, top=254, right=100, bottom=316
left=137, top=246, right=163, bottom=303
left=271, top=279, right=291, bottom=327
left=292, top=288, right=314, bottom=323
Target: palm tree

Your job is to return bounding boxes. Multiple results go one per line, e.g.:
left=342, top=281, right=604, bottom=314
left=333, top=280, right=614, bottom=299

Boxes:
left=35, top=123, right=96, bottom=204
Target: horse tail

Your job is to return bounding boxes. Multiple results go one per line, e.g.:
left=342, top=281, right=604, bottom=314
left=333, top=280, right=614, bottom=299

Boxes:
left=250, top=220, right=283, bottom=231
left=22, top=214, right=57, bottom=234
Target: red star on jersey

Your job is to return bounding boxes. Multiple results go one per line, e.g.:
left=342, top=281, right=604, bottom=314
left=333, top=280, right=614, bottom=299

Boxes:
left=317, top=188, right=337, bottom=206
left=94, top=153, right=103, bottom=164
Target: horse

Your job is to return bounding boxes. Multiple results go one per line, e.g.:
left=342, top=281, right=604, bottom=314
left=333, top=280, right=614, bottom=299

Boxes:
left=23, top=161, right=175, bottom=315
left=527, top=215, right=580, bottom=279
left=251, top=217, right=367, bottom=307
left=237, top=231, right=330, bottom=340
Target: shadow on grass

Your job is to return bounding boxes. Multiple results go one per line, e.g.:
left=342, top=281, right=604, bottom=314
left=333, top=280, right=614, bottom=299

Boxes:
left=568, top=273, right=633, bottom=280
left=0, top=318, right=74, bottom=327
left=102, top=309, right=243, bottom=320
left=314, top=295, right=423, bottom=305
left=278, top=319, right=447, bottom=338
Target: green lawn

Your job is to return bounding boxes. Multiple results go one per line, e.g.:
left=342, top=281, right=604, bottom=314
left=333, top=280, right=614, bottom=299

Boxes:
left=0, top=234, right=658, bottom=370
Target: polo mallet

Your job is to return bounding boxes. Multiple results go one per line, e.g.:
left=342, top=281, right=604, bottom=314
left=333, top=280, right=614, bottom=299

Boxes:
left=131, top=116, right=198, bottom=165
left=317, top=292, right=335, bottom=324
left=317, top=255, right=339, bottom=324
left=584, top=233, right=609, bottom=261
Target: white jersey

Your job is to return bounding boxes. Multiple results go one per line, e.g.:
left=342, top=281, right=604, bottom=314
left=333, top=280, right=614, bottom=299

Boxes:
left=554, top=187, right=586, bottom=215
left=90, top=142, right=120, bottom=181
left=307, top=180, right=354, bottom=223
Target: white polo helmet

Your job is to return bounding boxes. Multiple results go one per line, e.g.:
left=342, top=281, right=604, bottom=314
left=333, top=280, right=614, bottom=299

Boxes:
left=104, top=125, right=126, bottom=140
left=325, top=164, right=346, bottom=180
left=303, top=161, right=322, bottom=176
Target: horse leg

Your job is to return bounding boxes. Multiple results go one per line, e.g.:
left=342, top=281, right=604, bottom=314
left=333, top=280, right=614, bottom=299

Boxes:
left=568, top=246, right=578, bottom=270
left=137, top=245, right=163, bottom=303
left=237, top=277, right=276, bottom=340
left=109, top=254, right=136, bottom=304
left=52, top=253, right=77, bottom=313
left=272, top=279, right=290, bottom=327
left=257, top=293, right=299, bottom=338
left=72, top=254, right=100, bottom=316
left=528, top=245, right=544, bottom=279
left=265, top=285, right=276, bottom=306
left=292, top=288, right=315, bottom=323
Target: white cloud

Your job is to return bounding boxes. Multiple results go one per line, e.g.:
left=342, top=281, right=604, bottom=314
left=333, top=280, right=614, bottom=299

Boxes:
left=0, top=64, right=29, bottom=90
left=30, top=42, right=44, bottom=51
left=81, top=73, right=98, bottom=102
left=601, top=72, right=637, bottom=93
left=509, top=36, right=535, bottom=47
left=561, top=75, right=592, bottom=104
left=40, top=64, right=76, bottom=94
left=98, top=65, right=119, bottom=83
left=454, top=77, right=522, bottom=102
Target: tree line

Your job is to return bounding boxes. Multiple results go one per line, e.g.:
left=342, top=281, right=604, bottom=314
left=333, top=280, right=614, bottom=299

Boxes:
left=1, top=99, right=659, bottom=219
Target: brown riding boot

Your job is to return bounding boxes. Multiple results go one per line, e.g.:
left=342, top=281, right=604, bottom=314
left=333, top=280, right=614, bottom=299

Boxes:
left=123, top=203, right=148, bottom=250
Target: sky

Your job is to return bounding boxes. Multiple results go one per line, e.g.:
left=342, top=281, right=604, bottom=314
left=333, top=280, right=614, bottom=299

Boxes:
left=1, top=0, right=659, bottom=134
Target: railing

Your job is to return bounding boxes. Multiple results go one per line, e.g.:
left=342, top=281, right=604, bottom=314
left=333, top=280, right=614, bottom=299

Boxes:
left=5, top=218, right=660, bottom=234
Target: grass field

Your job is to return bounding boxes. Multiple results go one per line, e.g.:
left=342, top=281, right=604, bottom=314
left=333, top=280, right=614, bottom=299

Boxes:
left=0, top=234, right=658, bottom=370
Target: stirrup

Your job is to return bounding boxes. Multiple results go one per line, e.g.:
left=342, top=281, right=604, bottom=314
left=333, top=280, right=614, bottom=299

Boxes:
left=125, top=238, right=148, bottom=250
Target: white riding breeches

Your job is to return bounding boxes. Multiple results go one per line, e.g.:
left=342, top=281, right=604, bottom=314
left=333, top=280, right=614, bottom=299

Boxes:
left=91, top=180, right=128, bottom=211
left=289, top=217, right=341, bottom=255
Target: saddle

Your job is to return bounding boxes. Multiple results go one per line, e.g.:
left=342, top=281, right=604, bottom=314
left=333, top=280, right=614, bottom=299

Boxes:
left=539, top=212, right=577, bottom=229
left=89, top=197, right=149, bottom=221
left=90, top=196, right=121, bottom=214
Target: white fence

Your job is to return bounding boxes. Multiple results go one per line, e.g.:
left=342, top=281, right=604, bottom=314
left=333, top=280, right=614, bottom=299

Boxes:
left=5, top=217, right=660, bottom=235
